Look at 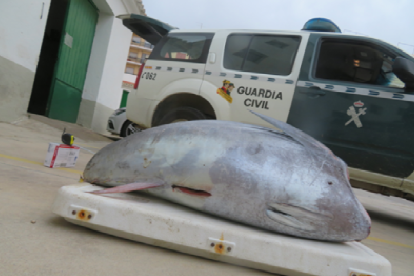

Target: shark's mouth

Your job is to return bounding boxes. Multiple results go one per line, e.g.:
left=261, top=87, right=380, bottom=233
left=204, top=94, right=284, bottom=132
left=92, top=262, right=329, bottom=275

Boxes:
left=266, top=203, right=332, bottom=231
left=172, top=185, right=211, bottom=197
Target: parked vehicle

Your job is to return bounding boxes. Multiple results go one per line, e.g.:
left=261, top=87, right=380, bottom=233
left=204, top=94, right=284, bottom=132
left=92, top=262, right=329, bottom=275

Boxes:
left=107, top=108, right=140, bottom=137
left=118, top=14, right=414, bottom=201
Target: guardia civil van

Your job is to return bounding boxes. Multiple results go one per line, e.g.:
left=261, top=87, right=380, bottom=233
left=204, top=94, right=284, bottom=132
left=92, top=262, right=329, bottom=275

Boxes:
left=118, top=14, right=414, bottom=201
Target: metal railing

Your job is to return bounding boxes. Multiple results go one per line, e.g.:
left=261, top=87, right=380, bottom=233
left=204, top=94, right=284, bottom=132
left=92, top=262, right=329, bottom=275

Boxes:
left=131, top=40, right=153, bottom=50
left=127, top=57, right=139, bottom=62
left=127, top=57, right=147, bottom=64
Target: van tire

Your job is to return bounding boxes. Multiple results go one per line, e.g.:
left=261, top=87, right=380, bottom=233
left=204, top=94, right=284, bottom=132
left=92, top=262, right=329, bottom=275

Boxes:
left=157, top=107, right=208, bottom=126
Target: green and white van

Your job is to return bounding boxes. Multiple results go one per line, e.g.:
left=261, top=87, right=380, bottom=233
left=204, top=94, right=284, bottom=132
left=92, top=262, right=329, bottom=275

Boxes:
left=119, top=15, right=414, bottom=201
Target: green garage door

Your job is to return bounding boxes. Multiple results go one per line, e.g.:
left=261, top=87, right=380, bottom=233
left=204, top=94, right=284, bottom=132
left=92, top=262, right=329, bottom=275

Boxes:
left=47, top=0, right=98, bottom=123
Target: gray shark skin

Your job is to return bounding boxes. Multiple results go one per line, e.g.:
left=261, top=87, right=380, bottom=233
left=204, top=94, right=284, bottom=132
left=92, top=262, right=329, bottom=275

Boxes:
left=83, top=111, right=371, bottom=242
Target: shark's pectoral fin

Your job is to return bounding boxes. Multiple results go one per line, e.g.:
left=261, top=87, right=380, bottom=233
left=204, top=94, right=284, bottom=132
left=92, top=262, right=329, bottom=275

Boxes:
left=88, top=181, right=164, bottom=195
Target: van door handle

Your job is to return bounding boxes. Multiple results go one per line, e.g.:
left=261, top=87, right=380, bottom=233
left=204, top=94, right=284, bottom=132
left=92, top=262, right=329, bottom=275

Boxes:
left=300, top=86, right=326, bottom=97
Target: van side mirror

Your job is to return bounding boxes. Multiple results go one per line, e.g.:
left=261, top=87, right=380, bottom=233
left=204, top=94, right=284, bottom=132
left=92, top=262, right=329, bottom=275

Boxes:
left=393, top=57, right=414, bottom=90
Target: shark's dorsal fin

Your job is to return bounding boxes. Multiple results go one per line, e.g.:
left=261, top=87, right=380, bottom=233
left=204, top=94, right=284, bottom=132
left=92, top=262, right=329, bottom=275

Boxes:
left=250, top=110, right=332, bottom=155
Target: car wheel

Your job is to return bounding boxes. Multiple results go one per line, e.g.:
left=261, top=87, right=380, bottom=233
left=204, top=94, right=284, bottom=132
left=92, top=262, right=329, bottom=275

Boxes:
left=121, top=120, right=140, bottom=137
left=157, top=107, right=208, bottom=126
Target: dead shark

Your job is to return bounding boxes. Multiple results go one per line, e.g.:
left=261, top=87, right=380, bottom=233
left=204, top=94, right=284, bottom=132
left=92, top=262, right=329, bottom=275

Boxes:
left=83, top=111, right=371, bottom=242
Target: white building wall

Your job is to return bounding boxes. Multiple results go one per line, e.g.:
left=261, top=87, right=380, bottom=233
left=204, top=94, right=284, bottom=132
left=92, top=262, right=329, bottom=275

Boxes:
left=81, top=14, right=115, bottom=104
left=96, top=19, right=132, bottom=108
left=123, top=73, right=137, bottom=83
left=0, top=0, right=51, bottom=122
left=0, top=0, right=144, bottom=132
left=77, top=0, right=144, bottom=134
left=0, top=0, right=51, bottom=72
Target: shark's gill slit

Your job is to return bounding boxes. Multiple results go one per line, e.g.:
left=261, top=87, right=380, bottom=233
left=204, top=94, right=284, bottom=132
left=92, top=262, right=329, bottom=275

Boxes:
left=172, top=185, right=211, bottom=197
left=267, top=206, right=292, bottom=217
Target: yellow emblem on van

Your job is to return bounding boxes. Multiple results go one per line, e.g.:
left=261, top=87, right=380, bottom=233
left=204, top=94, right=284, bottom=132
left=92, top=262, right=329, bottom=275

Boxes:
left=217, top=80, right=234, bottom=103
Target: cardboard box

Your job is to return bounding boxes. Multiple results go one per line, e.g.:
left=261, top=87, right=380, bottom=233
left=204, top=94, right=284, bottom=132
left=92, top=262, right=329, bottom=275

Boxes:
left=44, top=142, right=80, bottom=168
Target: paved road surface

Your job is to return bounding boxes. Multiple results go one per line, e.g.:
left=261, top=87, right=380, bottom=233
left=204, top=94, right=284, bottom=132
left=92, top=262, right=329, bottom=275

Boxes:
left=0, top=116, right=413, bottom=275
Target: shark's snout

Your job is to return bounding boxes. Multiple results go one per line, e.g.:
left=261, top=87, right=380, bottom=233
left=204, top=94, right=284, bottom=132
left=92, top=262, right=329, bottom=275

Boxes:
left=320, top=198, right=371, bottom=241
left=349, top=199, right=371, bottom=240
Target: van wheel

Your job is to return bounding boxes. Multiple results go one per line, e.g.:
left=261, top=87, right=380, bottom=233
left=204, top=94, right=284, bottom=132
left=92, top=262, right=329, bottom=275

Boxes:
left=157, top=107, right=208, bottom=126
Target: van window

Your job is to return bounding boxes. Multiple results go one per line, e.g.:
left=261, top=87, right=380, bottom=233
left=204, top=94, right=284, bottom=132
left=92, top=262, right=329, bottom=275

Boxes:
left=224, top=34, right=301, bottom=76
left=150, top=33, right=214, bottom=64
left=315, top=39, right=405, bottom=88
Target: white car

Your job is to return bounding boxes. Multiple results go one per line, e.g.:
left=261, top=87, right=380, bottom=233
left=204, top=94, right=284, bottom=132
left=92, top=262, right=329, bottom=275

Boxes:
left=107, top=108, right=140, bottom=137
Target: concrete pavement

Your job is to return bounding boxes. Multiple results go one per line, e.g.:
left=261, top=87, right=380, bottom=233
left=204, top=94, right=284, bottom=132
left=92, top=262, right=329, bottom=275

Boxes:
left=0, top=115, right=413, bottom=275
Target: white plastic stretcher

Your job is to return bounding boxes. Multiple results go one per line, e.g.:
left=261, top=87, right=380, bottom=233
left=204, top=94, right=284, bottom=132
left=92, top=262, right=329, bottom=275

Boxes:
left=52, top=184, right=392, bottom=276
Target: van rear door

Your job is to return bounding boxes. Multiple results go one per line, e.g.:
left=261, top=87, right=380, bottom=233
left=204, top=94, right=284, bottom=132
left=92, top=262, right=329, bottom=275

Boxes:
left=117, top=14, right=176, bottom=45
